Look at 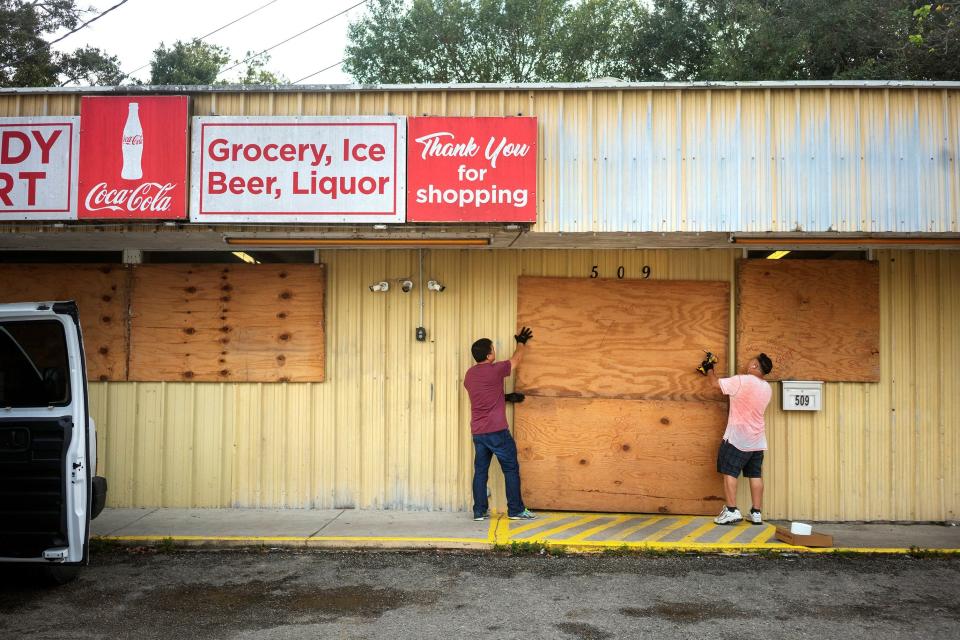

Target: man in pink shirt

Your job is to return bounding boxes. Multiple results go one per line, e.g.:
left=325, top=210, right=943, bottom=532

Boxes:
left=463, top=327, right=536, bottom=521
left=705, top=353, right=773, bottom=525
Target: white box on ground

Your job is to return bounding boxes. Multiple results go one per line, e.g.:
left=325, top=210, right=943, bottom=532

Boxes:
left=790, top=522, right=813, bottom=535
left=782, top=380, right=823, bottom=411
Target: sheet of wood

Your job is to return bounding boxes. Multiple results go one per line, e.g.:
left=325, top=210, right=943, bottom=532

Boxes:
left=0, top=264, right=129, bottom=381
left=736, top=260, right=879, bottom=382
left=129, top=264, right=325, bottom=382
left=516, top=276, right=730, bottom=401
left=514, top=395, right=728, bottom=515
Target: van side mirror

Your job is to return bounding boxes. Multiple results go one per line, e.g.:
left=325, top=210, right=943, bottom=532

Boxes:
left=42, top=367, right=67, bottom=404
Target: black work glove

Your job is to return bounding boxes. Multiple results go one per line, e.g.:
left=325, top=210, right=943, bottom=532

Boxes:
left=696, top=351, right=718, bottom=376
left=514, top=326, right=533, bottom=344
left=504, top=392, right=525, bottom=403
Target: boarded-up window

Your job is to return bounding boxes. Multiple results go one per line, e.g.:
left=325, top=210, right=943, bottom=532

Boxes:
left=736, top=259, right=879, bottom=382
left=514, top=276, right=730, bottom=515
left=0, top=263, right=325, bottom=383
left=0, top=265, right=129, bottom=381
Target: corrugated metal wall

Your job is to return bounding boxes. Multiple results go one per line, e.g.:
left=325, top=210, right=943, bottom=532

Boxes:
left=2, top=86, right=957, bottom=234
left=88, top=248, right=960, bottom=521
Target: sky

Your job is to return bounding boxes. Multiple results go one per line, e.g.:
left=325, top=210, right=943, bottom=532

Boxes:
left=53, top=0, right=371, bottom=85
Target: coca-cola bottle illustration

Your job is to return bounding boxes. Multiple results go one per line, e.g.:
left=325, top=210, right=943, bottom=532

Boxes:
left=121, top=102, right=143, bottom=180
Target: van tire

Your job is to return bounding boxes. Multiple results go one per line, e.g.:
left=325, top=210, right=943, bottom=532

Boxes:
left=38, top=565, right=80, bottom=586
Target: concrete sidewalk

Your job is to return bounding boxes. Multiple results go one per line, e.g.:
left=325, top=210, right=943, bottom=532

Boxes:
left=91, top=508, right=960, bottom=554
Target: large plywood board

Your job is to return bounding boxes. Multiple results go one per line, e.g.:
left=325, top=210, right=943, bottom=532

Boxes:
left=129, top=264, right=325, bottom=382
left=515, top=395, right=728, bottom=515
left=0, top=264, right=129, bottom=381
left=736, top=260, right=879, bottom=382
left=516, top=276, right=730, bottom=401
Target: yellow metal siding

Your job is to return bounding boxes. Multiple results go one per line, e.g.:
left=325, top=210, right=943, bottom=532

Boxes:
left=86, top=249, right=958, bottom=520
left=3, top=87, right=958, bottom=232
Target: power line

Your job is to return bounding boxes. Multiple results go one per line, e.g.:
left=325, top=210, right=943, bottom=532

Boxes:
left=215, top=0, right=368, bottom=79
left=120, top=0, right=285, bottom=81
left=49, top=0, right=133, bottom=45
left=293, top=60, right=344, bottom=84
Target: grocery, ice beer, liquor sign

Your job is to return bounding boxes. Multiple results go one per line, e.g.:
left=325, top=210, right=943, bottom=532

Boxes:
left=0, top=117, right=79, bottom=221
left=406, top=117, right=537, bottom=223
left=190, top=116, right=406, bottom=223
left=78, top=96, right=188, bottom=220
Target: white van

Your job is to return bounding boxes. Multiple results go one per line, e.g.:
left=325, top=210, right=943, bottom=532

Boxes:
left=0, top=301, right=107, bottom=582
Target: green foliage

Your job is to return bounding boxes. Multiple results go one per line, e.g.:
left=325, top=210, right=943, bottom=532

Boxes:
left=492, top=539, right=568, bottom=555
left=150, top=40, right=230, bottom=85
left=234, top=52, right=288, bottom=85
left=0, top=0, right=122, bottom=87
left=345, top=0, right=960, bottom=83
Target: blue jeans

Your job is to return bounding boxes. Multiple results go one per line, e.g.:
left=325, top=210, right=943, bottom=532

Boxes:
left=472, top=429, right=525, bottom=517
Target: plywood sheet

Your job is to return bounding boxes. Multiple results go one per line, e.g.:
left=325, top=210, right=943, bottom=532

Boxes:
left=0, top=264, right=129, bottom=381
left=736, top=260, right=879, bottom=382
left=514, top=395, right=728, bottom=515
left=129, top=264, right=325, bottom=382
left=516, top=276, right=729, bottom=401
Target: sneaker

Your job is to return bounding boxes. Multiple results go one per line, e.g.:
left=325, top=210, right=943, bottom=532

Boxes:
left=508, top=508, right=536, bottom=520
left=473, top=511, right=490, bottom=521
left=748, top=509, right=763, bottom=525
left=714, top=507, right=743, bottom=525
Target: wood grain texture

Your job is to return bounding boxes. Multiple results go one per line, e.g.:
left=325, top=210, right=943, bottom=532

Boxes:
left=0, top=264, right=129, bottom=381
left=515, top=276, right=730, bottom=401
left=736, top=260, right=880, bottom=382
left=129, top=264, right=325, bottom=382
left=514, top=395, right=728, bottom=515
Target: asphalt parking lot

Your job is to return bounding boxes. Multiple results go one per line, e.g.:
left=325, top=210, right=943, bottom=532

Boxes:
left=2, top=549, right=958, bottom=639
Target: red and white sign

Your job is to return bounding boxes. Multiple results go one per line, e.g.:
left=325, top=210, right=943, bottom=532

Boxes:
left=78, top=96, right=188, bottom=219
left=0, top=117, right=79, bottom=221
left=407, top=117, right=536, bottom=222
left=190, top=116, right=406, bottom=223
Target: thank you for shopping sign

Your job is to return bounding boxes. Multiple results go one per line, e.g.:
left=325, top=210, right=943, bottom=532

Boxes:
left=406, top=117, right=536, bottom=222
left=0, top=117, right=79, bottom=220
left=190, top=116, right=406, bottom=223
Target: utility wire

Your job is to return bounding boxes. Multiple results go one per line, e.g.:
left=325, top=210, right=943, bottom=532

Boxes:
left=120, top=0, right=285, bottom=81
left=48, top=0, right=132, bottom=45
left=215, top=0, right=367, bottom=79
left=293, top=60, right=344, bottom=84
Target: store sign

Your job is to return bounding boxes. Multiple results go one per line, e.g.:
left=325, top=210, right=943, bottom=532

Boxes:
left=78, top=96, right=188, bottom=219
left=190, top=116, right=406, bottom=223
left=406, top=117, right=536, bottom=223
left=0, top=117, right=79, bottom=221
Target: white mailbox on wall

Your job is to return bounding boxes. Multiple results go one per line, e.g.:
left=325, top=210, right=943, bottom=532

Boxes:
left=782, top=381, right=823, bottom=411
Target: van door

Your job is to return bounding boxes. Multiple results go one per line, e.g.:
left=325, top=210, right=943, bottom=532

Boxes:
left=0, top=302, right=90, bottom=565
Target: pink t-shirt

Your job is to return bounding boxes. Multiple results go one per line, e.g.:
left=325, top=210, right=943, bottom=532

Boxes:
left=719, top=374, right=772, bottom=451
left=463, top=360, right=512, bottom=435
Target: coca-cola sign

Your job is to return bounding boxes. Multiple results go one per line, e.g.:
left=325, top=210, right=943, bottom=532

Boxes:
left=0, top=117, right=80, bottom=221
left=78, top=96, right=188, bottom=219
left=406, top=117, right=536, bottom=223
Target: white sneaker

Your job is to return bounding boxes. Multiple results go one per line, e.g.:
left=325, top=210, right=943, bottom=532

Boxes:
left=748, top=510, right=763, bottom=525
left=714, top=507, right=743, bottom=525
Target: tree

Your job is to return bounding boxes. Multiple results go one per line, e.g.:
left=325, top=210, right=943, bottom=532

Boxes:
left=0, top=0, right=123, bottom=87
left=149, top=40, right=230, bottom=85
left=234, top=52, right=288, bottom=85
left=344, top=0, right=629, bottom=83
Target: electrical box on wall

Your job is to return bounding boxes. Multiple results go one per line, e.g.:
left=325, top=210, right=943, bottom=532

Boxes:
left=782, top=381, right=823, bottom=411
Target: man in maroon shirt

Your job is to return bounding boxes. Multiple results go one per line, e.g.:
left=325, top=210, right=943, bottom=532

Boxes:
left=463, top=326, right=536, bottom=521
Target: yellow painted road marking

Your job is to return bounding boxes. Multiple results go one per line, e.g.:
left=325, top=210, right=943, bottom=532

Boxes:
left=507, top=514, right=565, bottom=538
left=487, top=515, right=499, bottom=542
left=717, top=523, right=751, bottom=543
left=100, top=534, right=490, bottom=544
left=644, top=516, right=695, bottom=543
left=679, top=518, right=720, bottom=544
left=564, top=516, right=632, bottom=543
left=753, top=526, right=778, bottom=544
left=608, top=516, right=665, bottom=541
left=518, top=515, right=601, bottom=541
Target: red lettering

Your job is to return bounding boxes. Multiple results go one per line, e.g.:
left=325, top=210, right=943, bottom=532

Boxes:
left=0, top=173, right=12, bottom=205
left=19, top=171, right=44, bottom=206
left=209, top=172, right=227, bottom=194
left=32, top=129, right=62, bottom=163
left=1, top=131, right=30, bottom=164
